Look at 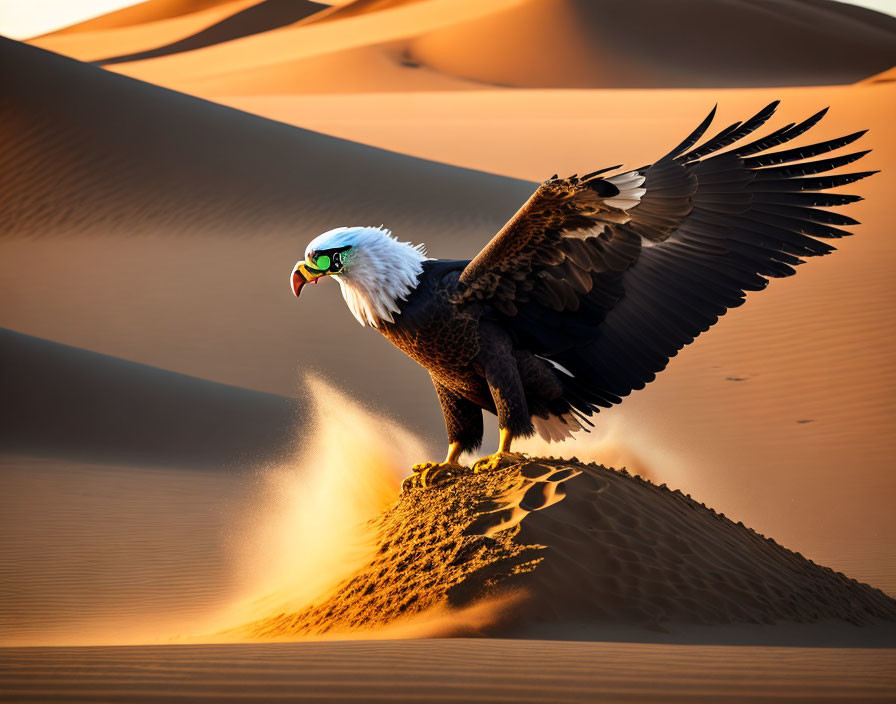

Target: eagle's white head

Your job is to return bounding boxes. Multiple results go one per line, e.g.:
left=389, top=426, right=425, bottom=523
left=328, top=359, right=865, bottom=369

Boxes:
left=291, top=226, right=428, bottom=327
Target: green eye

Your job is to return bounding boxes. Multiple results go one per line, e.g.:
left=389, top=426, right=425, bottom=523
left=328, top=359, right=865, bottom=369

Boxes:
left=315, top=254, right=331, bottom=270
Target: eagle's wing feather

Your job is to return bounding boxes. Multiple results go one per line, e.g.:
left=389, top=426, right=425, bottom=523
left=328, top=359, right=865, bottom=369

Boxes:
left=458, top=101, right=875, bottom=416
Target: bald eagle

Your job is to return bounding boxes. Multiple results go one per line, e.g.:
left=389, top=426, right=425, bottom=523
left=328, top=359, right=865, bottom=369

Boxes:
left=291, top=102, right=873, bottom=480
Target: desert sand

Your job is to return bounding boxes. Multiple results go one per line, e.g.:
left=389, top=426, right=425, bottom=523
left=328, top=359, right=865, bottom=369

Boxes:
left=2, top=640, right=895, bottom=703
left=2, top=0, right=896, bottom=700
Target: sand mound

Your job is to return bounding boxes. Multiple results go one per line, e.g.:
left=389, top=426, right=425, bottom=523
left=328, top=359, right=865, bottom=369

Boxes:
left=408, top=0, right=896, bottom=88
left=243, top=457, right=896, bottom=639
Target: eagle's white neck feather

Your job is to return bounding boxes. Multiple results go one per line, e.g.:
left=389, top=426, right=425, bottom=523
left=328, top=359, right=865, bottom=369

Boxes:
left=306, top=227, right=427, bottom=328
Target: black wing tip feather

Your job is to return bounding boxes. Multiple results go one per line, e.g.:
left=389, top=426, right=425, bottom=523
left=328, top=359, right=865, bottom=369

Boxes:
left=561, top=101, right=872, bottom=413
left=582, top=164, right=623, bottom=181
left=663, top=104, right=718, bottom=160
left=676, top=100, right=781, bottom=163
left=669, top=101, right=872, bottom=172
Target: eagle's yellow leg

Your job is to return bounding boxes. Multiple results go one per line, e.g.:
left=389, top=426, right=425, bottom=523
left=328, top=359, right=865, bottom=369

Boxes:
left=445, top=441, right=462, bottom=464
left=472, top=429, right=527, bottom=473
left=498, top=428, right=512, bottom=453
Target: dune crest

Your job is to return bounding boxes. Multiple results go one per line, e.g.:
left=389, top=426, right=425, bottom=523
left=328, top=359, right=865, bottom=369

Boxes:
left=87, top=0, right=896, bottom=94
left=407, top=0, right=896, bottom=89
left=239, top=457, right=896, bottom=640
left=38, top=0, right=243, bottom=35
left=27, top=1, right=263, bottom=61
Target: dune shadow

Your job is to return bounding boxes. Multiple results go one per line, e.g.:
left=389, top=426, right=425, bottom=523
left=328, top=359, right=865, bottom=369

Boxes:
left=97, top=0, right=327, bottom=66
left=0, top=328, right=304, bottom=469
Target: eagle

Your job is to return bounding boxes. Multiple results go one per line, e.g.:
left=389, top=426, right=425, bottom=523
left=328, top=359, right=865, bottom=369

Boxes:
left=291, top=102, right=873, bottom=486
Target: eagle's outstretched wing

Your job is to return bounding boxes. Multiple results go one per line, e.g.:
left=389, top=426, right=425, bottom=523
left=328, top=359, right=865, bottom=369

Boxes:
left=458, top=101, right=875, bottom=414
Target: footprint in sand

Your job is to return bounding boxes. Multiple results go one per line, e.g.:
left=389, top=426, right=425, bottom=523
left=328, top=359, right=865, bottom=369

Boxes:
left=465, top=463, right=583, bottom=537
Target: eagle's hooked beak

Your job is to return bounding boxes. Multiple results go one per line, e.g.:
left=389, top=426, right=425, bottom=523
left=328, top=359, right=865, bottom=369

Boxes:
left=291, top=262, right=323, bottom=297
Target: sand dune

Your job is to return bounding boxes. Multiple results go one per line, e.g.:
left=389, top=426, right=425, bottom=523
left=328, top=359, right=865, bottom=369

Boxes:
left=96, top=0, right=327, bottom=65
left=0, top=328, right=300, bottom=467
left=93, top=0, right=529, bottom=90
left=407, top=0, right=896, bottom=88
left=27, top=0, right=263, bottom=62
left=75, top=0, right=896, bottom=95
left=301, top=0, right=429, bottom=26
left=0, top=38, right=526, bottom=241
left=39, top=0, right=244, bottom=34
left=244, top=457, right=896, bottom=641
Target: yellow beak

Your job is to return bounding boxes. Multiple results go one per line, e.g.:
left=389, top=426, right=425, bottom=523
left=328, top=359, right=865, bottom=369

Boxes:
left=291, top=262, right=323, bottom=297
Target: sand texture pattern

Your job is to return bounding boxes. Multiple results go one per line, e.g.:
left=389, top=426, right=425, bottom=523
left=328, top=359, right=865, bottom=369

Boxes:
left=243, top=457, right=896, bottom=639
left=2, top=640, right=895, bottom=704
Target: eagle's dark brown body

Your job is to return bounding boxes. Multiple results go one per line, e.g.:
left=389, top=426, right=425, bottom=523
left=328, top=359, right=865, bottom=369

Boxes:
left=380, top=260, right=571, bottom=450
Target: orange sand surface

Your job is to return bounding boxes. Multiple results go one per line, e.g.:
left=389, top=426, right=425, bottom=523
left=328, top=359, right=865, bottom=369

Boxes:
left=1, top=640, right=895, bottom=703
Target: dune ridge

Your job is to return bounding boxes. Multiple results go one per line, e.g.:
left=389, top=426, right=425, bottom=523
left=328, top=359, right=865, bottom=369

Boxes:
left=0, top=328, right=301, bottom=467
left=88, top=0, right=896, bottom=95
left=406, top=0, right=896, bottom=89
left=96, top=0, right=328, bottom=65
left=37, top=0, right=244, bottom=35
left=26, top=0, right=263, bottom=62
left=241, top=457, right=896, bottom=640
left=0, top=37, right=528, bottom=240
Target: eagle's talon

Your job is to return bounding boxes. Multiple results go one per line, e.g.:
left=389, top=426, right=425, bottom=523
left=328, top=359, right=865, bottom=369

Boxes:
left=473, top=451, right=528, bottom=474
left=402, top=461, right=468, bottom=491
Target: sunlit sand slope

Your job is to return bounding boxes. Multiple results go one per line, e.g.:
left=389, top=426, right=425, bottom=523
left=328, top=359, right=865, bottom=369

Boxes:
left=242, top=457, right=896, bottom=640
left=95, top=0, right=526, bottom=91
left=0, top=328, right=300, bottom=467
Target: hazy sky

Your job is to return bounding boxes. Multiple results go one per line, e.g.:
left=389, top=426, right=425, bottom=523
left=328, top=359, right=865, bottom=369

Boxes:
left=0, top=0, right=894, bottom=39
